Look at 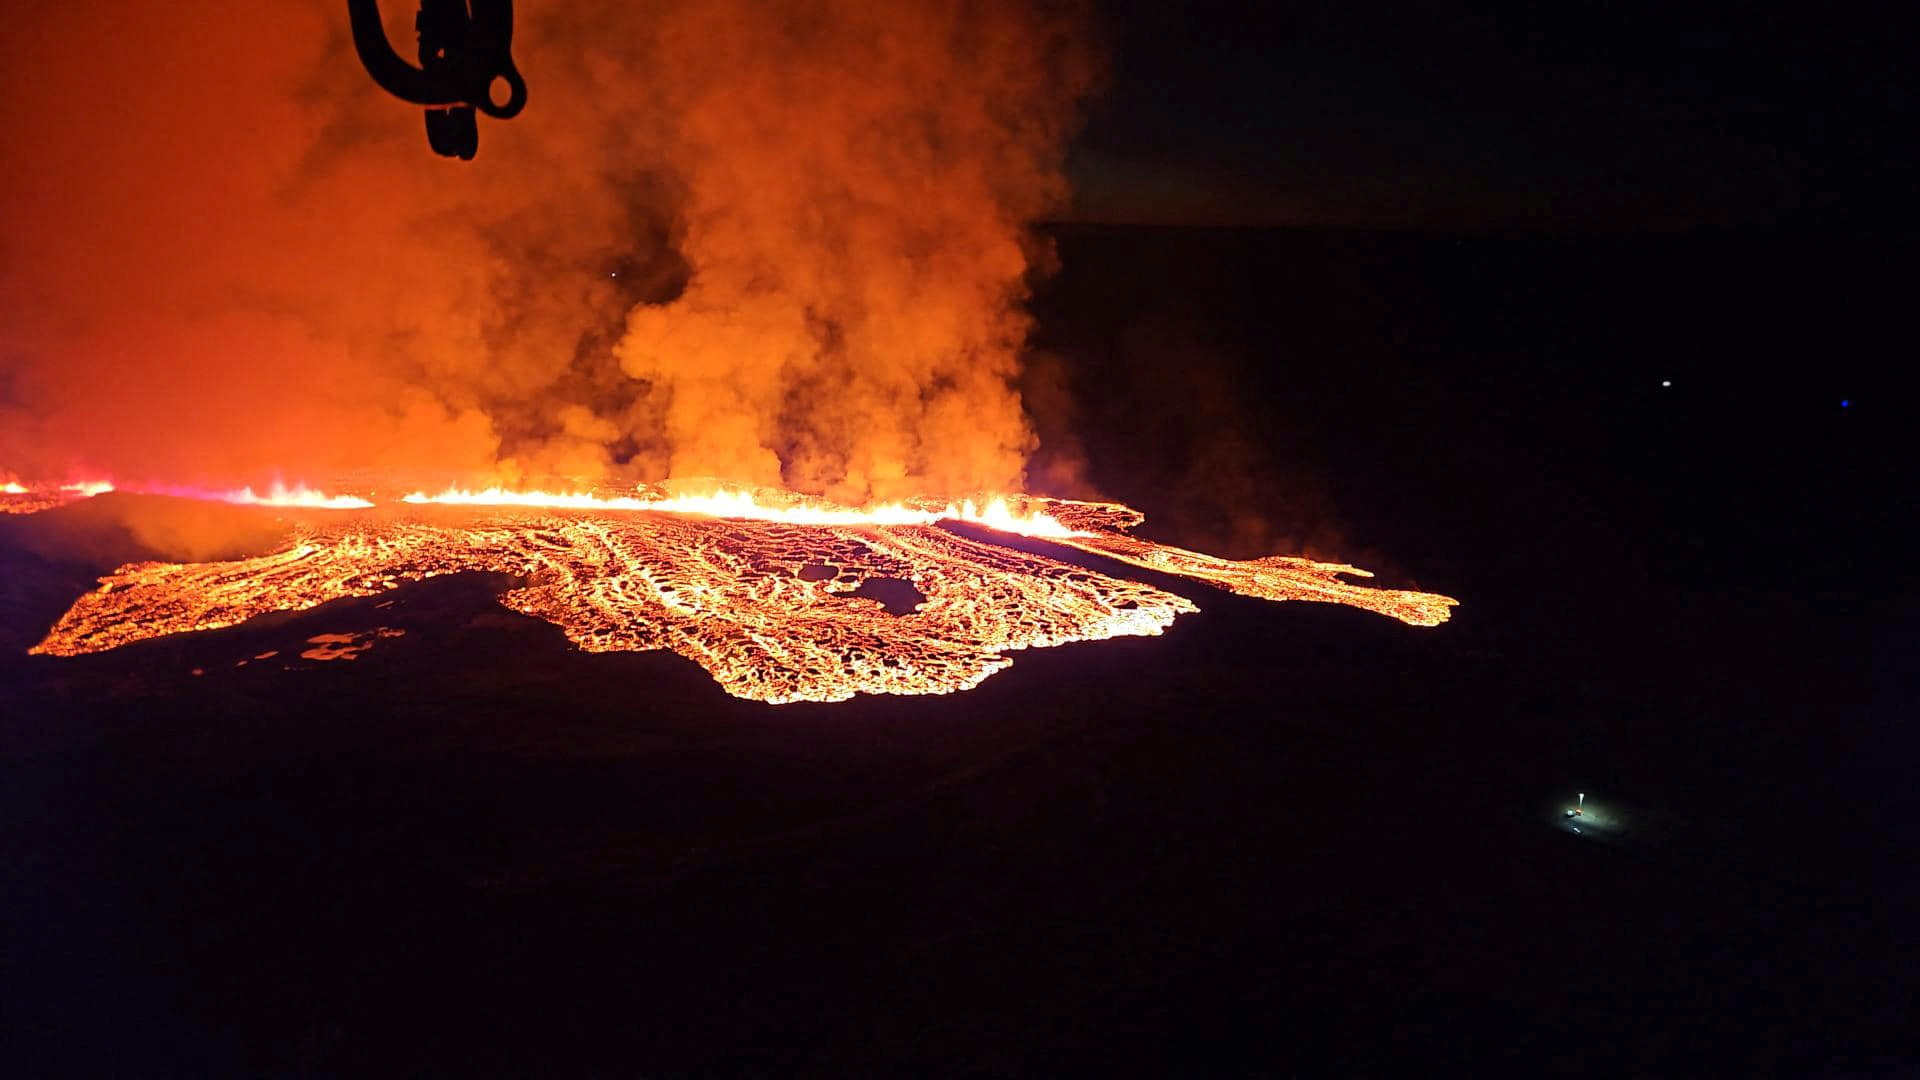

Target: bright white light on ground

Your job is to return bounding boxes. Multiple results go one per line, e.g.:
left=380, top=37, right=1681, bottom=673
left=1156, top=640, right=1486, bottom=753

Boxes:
left=1553, top=793, right=1626, bottom=840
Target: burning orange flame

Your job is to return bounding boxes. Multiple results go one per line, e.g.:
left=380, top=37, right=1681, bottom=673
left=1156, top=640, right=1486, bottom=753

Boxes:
left=1, top=477, right=369, bottom=511
left=402, top=486, right=1082, bottom=537
left=211, top=483, right=375, bottom=510
left=2, top=477, right=116, bottom=514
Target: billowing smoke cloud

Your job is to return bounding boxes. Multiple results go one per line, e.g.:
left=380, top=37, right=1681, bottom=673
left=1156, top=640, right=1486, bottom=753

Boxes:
left=0, top=0, right=1095, bottom=501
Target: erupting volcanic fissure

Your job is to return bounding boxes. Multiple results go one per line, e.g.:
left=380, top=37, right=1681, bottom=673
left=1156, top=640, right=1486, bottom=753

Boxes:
left=4, top=2, right=1457, bottom=704
left=23, top=487, right=1454, bottom=704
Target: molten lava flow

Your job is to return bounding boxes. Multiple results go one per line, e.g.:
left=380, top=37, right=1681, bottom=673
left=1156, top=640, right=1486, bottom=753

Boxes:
left=28, top=489, right=1456, bottom=703
left=1055, top=534, right=1458, bottom=627
left=0, top=478, right=370, bottom=513
left=33, top=509, right=1192, bottom=704
left=1, top=479, right=116, bottom=514
left=1004, top=498, right=1459, bottom=625
left=1, top=481, right=51, bottom=515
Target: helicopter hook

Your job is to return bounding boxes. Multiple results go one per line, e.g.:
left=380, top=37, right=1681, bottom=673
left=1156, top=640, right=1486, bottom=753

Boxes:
left=347, top=0, right=526, bottom=160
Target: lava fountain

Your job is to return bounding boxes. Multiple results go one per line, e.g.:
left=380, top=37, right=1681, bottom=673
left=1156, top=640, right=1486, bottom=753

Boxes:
left=23, top=487, right=1455, bottom=704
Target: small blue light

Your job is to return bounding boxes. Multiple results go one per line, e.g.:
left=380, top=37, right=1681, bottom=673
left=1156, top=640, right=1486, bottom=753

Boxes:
left=1841, top=399, right=1851, bottom=409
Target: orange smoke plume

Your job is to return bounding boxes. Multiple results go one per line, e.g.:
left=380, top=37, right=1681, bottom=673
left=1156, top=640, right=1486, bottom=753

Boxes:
left=0, top=1, right=1096, bottom=498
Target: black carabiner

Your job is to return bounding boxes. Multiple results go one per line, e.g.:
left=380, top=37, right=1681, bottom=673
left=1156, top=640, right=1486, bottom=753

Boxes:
left=348, top=0, right=526, bottom=159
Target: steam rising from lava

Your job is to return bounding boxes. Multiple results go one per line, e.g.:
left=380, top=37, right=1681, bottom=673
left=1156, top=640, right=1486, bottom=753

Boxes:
left=0, top=0, right=1094, bottom=499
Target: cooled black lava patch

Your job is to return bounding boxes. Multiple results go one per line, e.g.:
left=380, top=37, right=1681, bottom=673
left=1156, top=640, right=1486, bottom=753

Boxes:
left=847, top=576, right=926, bottom=616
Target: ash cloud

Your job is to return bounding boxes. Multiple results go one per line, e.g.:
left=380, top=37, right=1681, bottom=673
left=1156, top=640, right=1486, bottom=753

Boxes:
left=0, top=1, right=1096, bottom=500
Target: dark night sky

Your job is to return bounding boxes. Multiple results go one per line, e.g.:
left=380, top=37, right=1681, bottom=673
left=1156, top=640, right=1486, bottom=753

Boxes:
left=1068, top=0, right=1918, bottom=231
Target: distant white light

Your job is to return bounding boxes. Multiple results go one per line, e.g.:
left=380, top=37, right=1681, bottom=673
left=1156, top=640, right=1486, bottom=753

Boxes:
left=1661, top=380, right=1672, bottom=387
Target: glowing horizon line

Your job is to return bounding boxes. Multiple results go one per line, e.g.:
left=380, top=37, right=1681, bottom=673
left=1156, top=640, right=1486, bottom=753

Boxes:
left=401, top=486, right=1084, bottom=537
left=2, top=476, right=1083, bottom=537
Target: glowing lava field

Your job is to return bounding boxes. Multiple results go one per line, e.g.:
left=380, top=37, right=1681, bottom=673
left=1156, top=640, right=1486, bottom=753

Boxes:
left=21, top=489, right=1455, bottom=704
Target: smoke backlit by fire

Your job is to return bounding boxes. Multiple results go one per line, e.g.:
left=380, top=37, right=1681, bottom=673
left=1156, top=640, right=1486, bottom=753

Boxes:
left=0, top=1, right=1095, bottom=500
